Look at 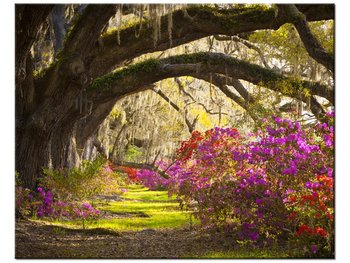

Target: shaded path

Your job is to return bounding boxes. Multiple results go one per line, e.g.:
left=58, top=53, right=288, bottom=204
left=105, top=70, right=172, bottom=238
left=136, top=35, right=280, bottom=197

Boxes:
left=16, top=219, right=234, bottom=258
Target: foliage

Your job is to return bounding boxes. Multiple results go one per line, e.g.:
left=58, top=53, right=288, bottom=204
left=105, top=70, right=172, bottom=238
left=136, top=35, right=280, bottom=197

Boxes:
left=124, top=145, right=143, bottom=162
left=41, top=157, right=123, bottom=201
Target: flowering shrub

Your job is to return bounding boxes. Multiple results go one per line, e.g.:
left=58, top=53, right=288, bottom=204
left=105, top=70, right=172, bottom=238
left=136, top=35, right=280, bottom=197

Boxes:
left=117, top=166, right=139, bottom=183
left=15, top=158, right=118, bottom=228
left=166, top=114, right=334, bottom=257
left=15, top=185, right=33, bottom=218
left=41, top=158, right=105, bottom=201
left=72, top=202, right=100, bottom=229
left=136, top=161, right=169, bottom=190
left=136, top=169, right=165, bottom=190
left=41, top=158, right=127, bottom=201
left=248, top=116, right=333, bottom=255
left=15, top=184, right=101, bottom=228
left=36, top=187, right=54, bottom=218
left=167, top=127, right=285, bottom=241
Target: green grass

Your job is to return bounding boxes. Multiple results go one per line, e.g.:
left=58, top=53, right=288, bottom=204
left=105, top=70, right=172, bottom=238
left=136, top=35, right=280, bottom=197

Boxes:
left=121, top=185, right=177, bottom=202
left=89, top=211, right=192, bottom=231
left=38, top=185, right=197, bottom=231
left=184, top=247, right=290, bottom=259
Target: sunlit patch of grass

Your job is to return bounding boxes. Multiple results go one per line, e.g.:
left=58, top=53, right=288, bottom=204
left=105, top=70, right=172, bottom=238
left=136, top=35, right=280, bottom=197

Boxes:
left=122, top=185, right=177, bottom=202
left=89, top=211, right=193, bottom=231
left=37, top=185, right=197, bottom=231
left=99, top=200, right=179, bottom=213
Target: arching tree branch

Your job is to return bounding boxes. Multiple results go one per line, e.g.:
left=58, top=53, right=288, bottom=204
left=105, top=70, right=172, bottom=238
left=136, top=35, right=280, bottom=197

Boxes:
left=277, top=4, right=334, bottom=73
left=83, top=52, right=332, bottom=138
left=89, top=52, right=333, bottom=105
left=85, top=4, right=333, bottom=79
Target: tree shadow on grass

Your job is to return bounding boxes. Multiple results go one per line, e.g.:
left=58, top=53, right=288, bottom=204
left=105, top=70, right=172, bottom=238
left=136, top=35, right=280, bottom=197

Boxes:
left=39, top=224, right=121, bottom=236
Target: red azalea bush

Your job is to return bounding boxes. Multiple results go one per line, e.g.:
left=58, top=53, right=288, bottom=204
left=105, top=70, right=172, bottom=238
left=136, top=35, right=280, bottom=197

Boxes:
left=117, top=166, right=139, bottom=183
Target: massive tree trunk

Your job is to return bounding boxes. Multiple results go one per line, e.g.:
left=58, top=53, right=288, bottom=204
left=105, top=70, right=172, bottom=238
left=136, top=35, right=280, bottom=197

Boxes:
left=16, top=5, right=117, bottom=189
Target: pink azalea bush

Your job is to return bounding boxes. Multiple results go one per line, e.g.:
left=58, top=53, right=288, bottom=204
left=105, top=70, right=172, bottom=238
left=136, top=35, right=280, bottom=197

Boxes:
left=163, top=114, right=334, bottom=257
left=136, top=161, right=169, bottom=190
left=16, top=186, right=100, bottom=227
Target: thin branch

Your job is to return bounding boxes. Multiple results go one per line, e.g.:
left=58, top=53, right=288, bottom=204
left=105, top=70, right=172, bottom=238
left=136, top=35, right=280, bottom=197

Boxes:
left=214, top=35, right=271, bottom=69
left=175, top=77, right=232, bottom=116
left=196, top=102, right=232, bottom=117
left=110, top=123, right=127, bottom=160
left=151, top=85, right=197, bottom=133
left=151, top=150, right=161, bottom=166
left=152, top=87, right=181, bottom=112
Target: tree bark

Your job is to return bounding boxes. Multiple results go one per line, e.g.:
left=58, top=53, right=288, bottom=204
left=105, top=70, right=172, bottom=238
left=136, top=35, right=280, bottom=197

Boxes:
left=15, top=5, right=53, bottom=82
left=50, top=124, right=80, bottom=169
left=50, top=4, right=66, bottom=57
left=16, top=128, right=51, bottom=189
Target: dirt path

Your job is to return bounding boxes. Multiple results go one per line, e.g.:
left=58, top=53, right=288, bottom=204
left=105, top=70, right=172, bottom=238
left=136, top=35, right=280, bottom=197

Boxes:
left=15, top=219, right=234, bottom=259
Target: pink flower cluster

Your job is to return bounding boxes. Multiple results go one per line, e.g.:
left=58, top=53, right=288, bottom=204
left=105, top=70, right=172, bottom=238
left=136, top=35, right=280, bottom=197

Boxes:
left=16, top=186, right=100, bottom=222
